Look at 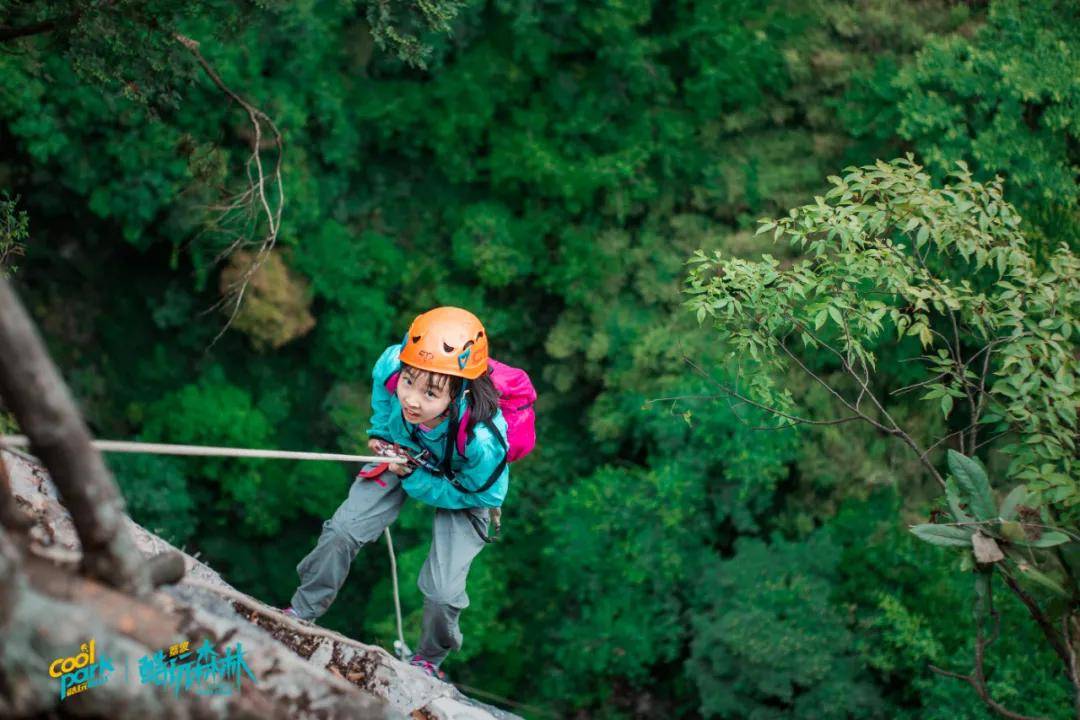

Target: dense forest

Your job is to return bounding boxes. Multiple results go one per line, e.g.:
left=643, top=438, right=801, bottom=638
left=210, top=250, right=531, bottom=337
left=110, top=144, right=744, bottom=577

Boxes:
left=1, top=0, right=1077, bottom=717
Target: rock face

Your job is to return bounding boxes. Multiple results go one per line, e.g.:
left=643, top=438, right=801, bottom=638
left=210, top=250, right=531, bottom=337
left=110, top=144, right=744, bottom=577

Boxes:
left=2, top=447, right=520, bottom=720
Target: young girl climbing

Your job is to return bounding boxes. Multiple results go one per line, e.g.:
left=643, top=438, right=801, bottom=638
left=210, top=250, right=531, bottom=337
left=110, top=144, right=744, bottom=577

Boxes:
left=283, top=307, right=510, bottom=682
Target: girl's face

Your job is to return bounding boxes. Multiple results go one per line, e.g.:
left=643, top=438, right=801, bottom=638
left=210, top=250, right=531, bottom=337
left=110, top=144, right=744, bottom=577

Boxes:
left=397, top=366, right=454, bottom=427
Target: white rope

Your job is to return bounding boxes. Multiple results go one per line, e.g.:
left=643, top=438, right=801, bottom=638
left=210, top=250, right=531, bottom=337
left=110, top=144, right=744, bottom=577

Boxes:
left=0, top=435, right=407, bottom=464
left=1, top=434, right=416, bottom=661
left=384, top=527, right=411, bottom=661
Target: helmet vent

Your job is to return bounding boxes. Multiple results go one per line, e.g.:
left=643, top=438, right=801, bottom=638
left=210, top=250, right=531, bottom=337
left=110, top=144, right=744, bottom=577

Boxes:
left=411, top=335, right=422, bottom=344
left=442, top=342, right=455, bottom=353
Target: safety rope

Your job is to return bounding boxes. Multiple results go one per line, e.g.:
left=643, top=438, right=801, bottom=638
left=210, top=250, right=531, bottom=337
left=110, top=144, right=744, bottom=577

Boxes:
left=0, top=437, right=547, bottom=717
left=0, top=435, right=408, bottom=464
left=0, top=434, right=416, bottom=655
left=384, top=526, right=412, bottom=661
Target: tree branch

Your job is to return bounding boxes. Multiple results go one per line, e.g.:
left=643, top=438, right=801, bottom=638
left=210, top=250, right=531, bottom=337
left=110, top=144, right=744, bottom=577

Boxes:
left=929, top=573, right=1050, bottom=720
left=678, top=358, right=863, bottom=427
left=998, top=567, right=1072, bottom=669
left=0, top=276, right=148, bottom=594
left=0, top=13, right=78, bottom=42
left=175, top=33, right=285, bottom=348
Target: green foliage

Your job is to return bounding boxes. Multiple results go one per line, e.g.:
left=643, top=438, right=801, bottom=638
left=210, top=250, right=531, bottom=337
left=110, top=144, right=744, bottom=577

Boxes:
left=893, top=0, right=1080, bottom=251
left=4, top=0, right=1078, bottom=716
left=0, top=192, right=27, bottom=276
left=832, top=489, right=1075, bottom=720
left=688, top=531, right=885, bottom=719
left=947, top=451, right=996, bottom=523
left=685, top=157, right=1080, bottom=516
left=910, top=449, right=1072, bottom=603
left=109, top=454, right=196, bottom=546
left=537, top=462, right=710, bottom=708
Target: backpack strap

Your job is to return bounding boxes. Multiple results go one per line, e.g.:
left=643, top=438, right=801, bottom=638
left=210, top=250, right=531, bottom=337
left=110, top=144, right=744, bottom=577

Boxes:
left=425, top=417, right=507, bottom=495
left=453, top=417, right=507, bottom=495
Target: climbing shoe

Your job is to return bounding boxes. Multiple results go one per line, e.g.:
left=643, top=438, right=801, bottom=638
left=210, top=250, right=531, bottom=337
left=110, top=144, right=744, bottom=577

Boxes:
left=409, top=654, right=449, bottom=682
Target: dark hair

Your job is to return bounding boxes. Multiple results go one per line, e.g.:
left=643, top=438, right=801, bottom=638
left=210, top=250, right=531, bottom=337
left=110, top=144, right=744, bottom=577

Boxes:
left=466, top=369, right=500, bottom=423
left=399, top=363, right=500, bottom=424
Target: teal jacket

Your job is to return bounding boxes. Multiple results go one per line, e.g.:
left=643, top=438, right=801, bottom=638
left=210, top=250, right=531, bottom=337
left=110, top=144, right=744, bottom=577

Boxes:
left=367, top=343, right=509, bottom=509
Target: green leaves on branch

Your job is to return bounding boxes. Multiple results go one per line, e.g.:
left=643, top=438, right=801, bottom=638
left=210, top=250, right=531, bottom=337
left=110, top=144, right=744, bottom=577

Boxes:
left=685, top=156, right=1080, bottom=513
left=0, top=193, right=27, bottom=277
left=910, top=450, right=1071, bottom=595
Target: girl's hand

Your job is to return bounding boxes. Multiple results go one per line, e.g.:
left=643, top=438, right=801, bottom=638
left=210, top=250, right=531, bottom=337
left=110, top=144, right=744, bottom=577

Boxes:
left=387, top=462, right=412, bottom=477
left=369, top=439, right=412, bottom=476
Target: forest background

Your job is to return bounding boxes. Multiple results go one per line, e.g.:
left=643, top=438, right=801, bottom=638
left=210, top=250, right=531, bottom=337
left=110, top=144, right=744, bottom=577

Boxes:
left=0, top=0, right=1077, bottom=718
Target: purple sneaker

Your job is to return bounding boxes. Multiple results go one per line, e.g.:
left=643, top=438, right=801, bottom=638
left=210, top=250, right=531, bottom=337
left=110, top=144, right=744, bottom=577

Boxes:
left=281, top=606, right=300, bottom=619
left=409, top=654, right=448, bottom=682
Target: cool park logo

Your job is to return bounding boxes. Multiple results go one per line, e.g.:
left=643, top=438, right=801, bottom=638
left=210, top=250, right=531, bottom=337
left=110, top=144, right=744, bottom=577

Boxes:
left=47, top=639, right=116, bottom=701
left=46, top=638, right=258, bottom=701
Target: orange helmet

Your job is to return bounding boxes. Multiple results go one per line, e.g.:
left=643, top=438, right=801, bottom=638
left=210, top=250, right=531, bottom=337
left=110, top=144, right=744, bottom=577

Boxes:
left=399, top=307, right=489, bottom=380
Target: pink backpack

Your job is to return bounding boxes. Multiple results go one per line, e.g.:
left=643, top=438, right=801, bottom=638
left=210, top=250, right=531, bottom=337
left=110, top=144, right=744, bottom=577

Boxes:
left=385, top=358, right=537, bottom=463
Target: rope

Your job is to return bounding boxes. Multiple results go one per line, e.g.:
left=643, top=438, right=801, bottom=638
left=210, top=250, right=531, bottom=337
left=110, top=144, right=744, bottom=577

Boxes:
left=384, top=527, right=411, bottom=661
left=0, top=435, right=407, bottom=464
left=182, top=576, right=556, bottom=717
left=4, top=435, right=545, bottom=711
left=1, top=435, right=414, bottom=653
left=6, top=439, right=549, bottom=718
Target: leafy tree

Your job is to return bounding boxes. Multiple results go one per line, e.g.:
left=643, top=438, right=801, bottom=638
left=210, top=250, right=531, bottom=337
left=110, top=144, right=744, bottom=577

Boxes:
left=831, top=488, right=1074, bottom=720
left=685, top=156, right=1079, bottom=718
left=688, top=531, right=884, bottom=719
left=845, top=0, right=1080, bottom=253
left=537, top=462, right=710, bottom=711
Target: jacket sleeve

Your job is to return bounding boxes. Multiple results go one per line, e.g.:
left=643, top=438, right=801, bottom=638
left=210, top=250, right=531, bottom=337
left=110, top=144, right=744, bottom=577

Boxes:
left=367, top=344, right=401, bottom=441
left=400, top=431, right=508, bottom=509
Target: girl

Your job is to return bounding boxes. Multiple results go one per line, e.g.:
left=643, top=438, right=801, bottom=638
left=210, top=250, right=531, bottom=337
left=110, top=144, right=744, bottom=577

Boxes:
left=284, top=306, right=509, bottom=681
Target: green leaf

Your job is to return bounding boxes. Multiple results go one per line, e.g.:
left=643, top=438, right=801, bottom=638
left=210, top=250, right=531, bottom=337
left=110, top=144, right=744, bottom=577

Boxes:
left=940, top=394, right=953, bottom=418
left=1015, top=530, right=1071, bottom=548
left=945, top=478, right=973, bottom=523
left=1014, top=562, right=1067, bottom=596
left=948, top=450, right=996, bottom=521
left=911, top=524, right=974, bottom=547
left=998, top=485, right=1027, bottom=520
left=918, top=325, right=933, bottom=348
left=916, top=224, right=929, bottom=247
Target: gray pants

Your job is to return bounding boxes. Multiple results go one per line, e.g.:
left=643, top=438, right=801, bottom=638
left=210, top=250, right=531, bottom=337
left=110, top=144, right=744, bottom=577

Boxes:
left=290, top=466, right=490, bottom=666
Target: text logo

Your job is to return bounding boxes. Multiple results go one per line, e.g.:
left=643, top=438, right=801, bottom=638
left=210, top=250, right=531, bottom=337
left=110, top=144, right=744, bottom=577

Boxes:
left=139, top=639, right=257, bottom=696
left=48, top=640, right=115, bottom=701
